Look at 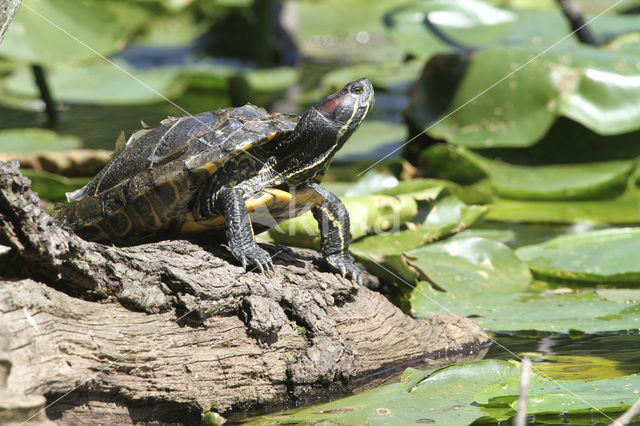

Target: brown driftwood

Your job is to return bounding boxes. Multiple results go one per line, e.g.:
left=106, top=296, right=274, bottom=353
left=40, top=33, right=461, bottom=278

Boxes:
left=0, top=160, right=489, bottom=424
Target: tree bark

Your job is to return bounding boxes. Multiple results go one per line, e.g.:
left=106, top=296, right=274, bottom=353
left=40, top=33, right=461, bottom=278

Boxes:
left=0, top=160, right=490, bottom=424
left=0, top=0, right=21, bottom=45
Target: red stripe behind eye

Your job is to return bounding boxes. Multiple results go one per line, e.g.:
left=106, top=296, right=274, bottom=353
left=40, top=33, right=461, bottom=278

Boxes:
left=318, top=93, right=347, bottom=114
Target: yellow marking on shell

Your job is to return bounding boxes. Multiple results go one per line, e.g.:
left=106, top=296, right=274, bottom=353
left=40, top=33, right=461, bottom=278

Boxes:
left=179, top=187, right=323, bottom=235
left=249, top=187, right=323, bottom=227
left=180, top=213, right=226, bottom=234
left=285, top=187, right=322, bottom=208
left=245, top=189, right=287, bottom=228
left=165, top=180, right=181, bottom=210
left=237, top=131, right=279, bottom=153
left=143, top=193, right=165, bottom=228
left=112, top=210, right=134, bottom=238
left=96, top=225, right=111, bottom=241
left=195, top=162, right=218, bottom=175
left=79, top=223, right=111, bottom=242
left=246, top=191, right=276, bottom=212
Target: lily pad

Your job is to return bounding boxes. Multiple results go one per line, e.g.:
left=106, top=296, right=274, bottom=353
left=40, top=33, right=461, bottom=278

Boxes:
left=245, top=67, right=299, bottom=93
left=409, top=44, right=640, bottom=148
left=246, top=359, right=640, bottom=424
left=350, top=195, right=486, bottom=255
left=385, top=0, right=517, bottom=59
left=0, top=0, right=143, bottom=65
left=418, top=143, right=486, bottom=184
left=405, top=237, right=532, bottom=295
left=485, top=195, right=640, bottom=224
left=350, top=196, right=486, bottom=284
left=4, top=61, right=186, bottom=105
left=516, top=228, right=640, bottom=283
left=475, top=371, right=640, bottom=416
left=457, top=148, right=634, bottom=200
left=244, top=360, right=519, bottom=425
left=321, top=60, right=424, bottom=91
left=505, top=9, right=640, bottom=47
left=298, top=0, right=407, bottom=63
left=333, top=120, right=407, bottom=164
left=342, top=169, right=399, bottom=198
left=449, top=229, right=515, bottom=243
left=0, top=128, right=82, bottom=153
left=411, top=283, right=640, bottom=333
left=133, top=11, right=210, bottom=47
left=405, top=235, right=640, bottom=333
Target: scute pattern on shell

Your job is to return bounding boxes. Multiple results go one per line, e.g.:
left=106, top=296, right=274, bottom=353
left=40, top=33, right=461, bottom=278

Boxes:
left=55, top=105, right=298, bottom=240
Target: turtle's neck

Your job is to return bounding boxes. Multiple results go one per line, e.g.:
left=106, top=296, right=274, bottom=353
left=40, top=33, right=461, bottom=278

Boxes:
left=275, top=108, right=344, bottom=185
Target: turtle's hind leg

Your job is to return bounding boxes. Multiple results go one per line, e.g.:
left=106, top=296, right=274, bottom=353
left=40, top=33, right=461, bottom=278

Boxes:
left=218, top=186, right=275, bottom=275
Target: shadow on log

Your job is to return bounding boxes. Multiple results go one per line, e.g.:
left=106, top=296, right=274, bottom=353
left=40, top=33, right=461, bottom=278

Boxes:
left=0, top=160, right=490, bottom=424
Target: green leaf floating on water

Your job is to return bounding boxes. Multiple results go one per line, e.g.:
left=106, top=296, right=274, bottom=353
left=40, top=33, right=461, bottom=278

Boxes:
left=5, top=61, right=186, bottom=105
left=245, top=359, right=640, bottom=424
left=387, top=2, right=640, bottom=60
left=321, top=60, right=424, bottom=91
left=244, top=360, right=519, bottom=425
left=418, top=143, right=487, bottom=184
left=475, top=371, right=640, bottom=416
left=0, top=128, right=82, bottom=153
left=485, top=195, right=640, bottom=224
left=349, top=195, right=486, bottom=256
left=342, top=169, right=400, bottom=198
left=449, top=228, right=515, bottom=243
left=332, top=120, right=407, bottom=164
left=406, top=235, right=640, bottom=333
left=409, top=44, right=640, bottom=148
left=412, top=282, right=640, bottom=333
left=0, top=0, right=144, bottom=65
left=384, top=0, right=517, bottom=59
left=405, top=237, right=532, bottom=295
left=516, top=228, right=640, bottom=283
left=350, top=196, right=486, bottom=284
left=456, top=147, right=634, bottom=200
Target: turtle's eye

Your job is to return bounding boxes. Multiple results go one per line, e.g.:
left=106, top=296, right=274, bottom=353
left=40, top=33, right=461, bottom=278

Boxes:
left=352, top=85, right=363, bottom=94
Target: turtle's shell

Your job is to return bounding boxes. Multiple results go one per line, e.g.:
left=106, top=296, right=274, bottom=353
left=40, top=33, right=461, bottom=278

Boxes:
left=56, top=105, right=322, bottom=244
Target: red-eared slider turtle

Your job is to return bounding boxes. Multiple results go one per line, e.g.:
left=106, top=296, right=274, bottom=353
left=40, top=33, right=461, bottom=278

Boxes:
left=54, top=78, right=374, bottom=282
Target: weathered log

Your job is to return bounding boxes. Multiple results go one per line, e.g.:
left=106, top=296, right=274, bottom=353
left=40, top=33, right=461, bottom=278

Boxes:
left=0, top=160, right=490, bottom=424
left=0, top=328, right=55, bottom=426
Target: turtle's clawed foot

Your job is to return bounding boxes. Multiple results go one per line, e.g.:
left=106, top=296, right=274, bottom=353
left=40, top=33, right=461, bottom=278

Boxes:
left=326, top=253, right=362, bottom=284
left=237, top=246, right=275, bottom=276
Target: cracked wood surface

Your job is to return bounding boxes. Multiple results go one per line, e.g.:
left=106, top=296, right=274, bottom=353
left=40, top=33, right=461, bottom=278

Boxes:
left=0, top=160, right=490, bottom=424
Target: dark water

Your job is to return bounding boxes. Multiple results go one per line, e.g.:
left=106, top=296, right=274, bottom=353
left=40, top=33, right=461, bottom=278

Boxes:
left=0, top=91, right=228, bottom=150
left=483, top=333, right=640, bottom=426
left=487, top=333, right=640, bottom=372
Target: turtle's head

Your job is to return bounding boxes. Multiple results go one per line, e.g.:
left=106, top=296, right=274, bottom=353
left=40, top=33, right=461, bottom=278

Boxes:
left=312, top=78, right=374, bottom=145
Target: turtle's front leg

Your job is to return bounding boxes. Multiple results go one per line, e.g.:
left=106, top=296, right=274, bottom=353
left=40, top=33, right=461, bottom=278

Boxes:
left=306, top=182, right=361, bottom=284
left=218, top=186, right=274, bottom=274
